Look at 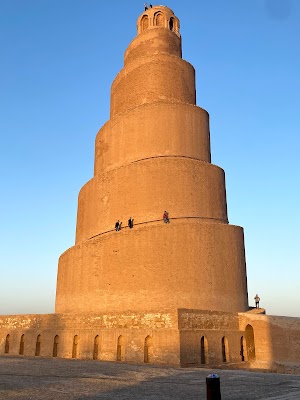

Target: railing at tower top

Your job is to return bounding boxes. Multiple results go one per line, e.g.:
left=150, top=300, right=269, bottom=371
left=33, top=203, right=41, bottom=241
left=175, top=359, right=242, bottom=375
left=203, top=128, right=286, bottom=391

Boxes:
left=87, top=215, right=228, bottom=241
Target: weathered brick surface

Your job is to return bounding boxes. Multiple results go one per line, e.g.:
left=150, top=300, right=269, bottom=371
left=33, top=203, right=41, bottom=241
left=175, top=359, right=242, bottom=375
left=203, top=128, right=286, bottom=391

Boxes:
left=0, top=311, right=180, bottom=364
left=239, top=313, right=300, bottom=365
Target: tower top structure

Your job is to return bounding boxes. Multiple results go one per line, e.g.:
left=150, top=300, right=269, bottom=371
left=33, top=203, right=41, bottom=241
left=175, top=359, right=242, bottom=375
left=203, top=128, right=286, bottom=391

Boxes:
left=123, top=5, right=182, bottom=79
left=137, top=5, right=180, bottom=36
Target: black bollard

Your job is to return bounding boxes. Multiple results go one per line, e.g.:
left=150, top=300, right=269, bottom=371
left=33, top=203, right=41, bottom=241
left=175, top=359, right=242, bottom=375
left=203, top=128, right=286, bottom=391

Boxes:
left=206, top=373, right=221, bottom=400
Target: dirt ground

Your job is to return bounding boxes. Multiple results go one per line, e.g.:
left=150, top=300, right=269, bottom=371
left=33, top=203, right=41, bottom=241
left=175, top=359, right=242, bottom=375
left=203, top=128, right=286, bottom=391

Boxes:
left=1, top=356, right=300, bottom=399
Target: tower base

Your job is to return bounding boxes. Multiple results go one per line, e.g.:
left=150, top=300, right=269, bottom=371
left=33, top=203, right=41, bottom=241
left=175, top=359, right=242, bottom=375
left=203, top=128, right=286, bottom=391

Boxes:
left=1, top=308, right=300, bottom=374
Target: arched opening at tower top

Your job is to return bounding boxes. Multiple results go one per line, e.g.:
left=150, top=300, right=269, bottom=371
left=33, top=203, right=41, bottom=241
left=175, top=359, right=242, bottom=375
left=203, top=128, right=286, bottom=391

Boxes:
left=169, top=17, right=174, bottom=31
left=155, top=12, right=164, bottom=27
left=141, top=15, right=149, bottom=32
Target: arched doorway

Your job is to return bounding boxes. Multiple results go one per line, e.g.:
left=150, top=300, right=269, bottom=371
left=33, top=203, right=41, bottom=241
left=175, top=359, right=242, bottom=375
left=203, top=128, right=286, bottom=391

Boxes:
left=4, top=334, right=10, bottom=354
left=72, top=335, right=79, bottom=359
left=117, top=335, right=125, bottom=362
left=53, top=335, right=59, bottom=357
left=35, top=334, right=41, bottom=356
left=245, top=324, right=256, bottom=361
left=144, top=335, right=153, bottom=363
left=19, top=334, right=25, bottom=355
left=221, top=336, right=229, bottom=362
left=93, top=335, right=100, bottom=360
left=200, top=336, right=208, bottom=364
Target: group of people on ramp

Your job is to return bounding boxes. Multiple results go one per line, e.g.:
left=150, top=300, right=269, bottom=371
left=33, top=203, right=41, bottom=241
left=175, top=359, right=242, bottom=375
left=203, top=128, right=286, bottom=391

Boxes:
left=115, top=211, right=170, bottom=231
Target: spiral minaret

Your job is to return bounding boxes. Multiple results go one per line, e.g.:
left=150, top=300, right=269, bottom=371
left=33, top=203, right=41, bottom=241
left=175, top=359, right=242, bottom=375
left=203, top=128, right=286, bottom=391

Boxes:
left=55, top=6, right=249, bottom=314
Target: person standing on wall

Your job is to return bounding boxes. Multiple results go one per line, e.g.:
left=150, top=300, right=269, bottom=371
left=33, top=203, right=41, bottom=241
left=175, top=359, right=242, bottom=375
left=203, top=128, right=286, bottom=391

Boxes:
left=254, top=294, right=260, bottom=308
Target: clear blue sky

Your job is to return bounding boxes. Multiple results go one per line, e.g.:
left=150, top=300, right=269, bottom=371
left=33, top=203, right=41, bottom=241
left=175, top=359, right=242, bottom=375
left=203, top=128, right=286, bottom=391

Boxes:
left=0, top=0, right=299, bottom=317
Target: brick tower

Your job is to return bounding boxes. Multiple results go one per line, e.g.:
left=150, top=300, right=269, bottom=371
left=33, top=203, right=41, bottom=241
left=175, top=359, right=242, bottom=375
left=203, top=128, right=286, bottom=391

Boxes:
left=2, top=5, right=300, bottom=371
left=55, top=5, right=249, bottom=315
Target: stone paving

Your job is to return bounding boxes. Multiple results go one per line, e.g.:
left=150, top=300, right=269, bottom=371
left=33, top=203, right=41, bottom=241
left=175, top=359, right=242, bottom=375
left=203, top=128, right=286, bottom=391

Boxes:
left=1, top=356, right=300, bottom=400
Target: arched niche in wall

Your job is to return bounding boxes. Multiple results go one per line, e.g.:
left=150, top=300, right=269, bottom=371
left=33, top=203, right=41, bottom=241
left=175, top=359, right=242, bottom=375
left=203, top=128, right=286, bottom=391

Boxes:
left=53, top=335, right=59, bottom=357
left=19, top=334, right=25, bottom=355
left=240, top=335, right=248, bottom=361
left=245, top=324, right=256, bottom=361
left=72, top=335, right=79, bottom=359
left=200, top=336, right=209, bottom=364
left=144, top=335, right=153, bottom=363
left=4, top=334, right=10, bottom=354
left=93, top=335, right=100, bottom=360
left=117, top=335, right=125, bottom=362
left=221, top=336, right=229, bottom=363
left=35, top=334, right=41, bottom=356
